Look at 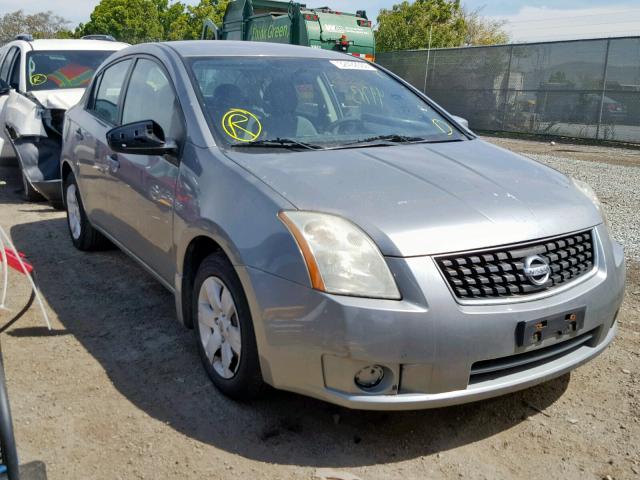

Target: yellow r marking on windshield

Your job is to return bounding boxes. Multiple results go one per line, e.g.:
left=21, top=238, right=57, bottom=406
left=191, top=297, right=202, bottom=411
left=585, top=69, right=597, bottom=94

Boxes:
left=222, top=108, right=262, bottom=142
left=432, top=118, right=453, bottom=136
left=30, top=74, right=47, bottom=86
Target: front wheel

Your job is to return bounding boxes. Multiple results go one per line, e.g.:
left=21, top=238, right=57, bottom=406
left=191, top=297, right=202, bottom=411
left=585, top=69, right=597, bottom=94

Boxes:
left=193, top=253, right=263, bottom=400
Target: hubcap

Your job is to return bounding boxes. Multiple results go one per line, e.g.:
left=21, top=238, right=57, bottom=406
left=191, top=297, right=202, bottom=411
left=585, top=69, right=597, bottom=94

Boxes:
left=66, top=184, right=82, bottom=240
left=197, top=277, right=242, bottom=379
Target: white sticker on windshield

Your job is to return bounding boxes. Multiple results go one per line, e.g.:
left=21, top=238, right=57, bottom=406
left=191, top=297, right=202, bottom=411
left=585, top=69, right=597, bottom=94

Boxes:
left=330, top=60, right=376, bottom=71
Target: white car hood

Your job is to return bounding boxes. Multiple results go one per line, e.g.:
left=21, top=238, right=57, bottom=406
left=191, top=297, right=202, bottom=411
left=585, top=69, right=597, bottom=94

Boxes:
left=30, top=89, right=84, bottom=110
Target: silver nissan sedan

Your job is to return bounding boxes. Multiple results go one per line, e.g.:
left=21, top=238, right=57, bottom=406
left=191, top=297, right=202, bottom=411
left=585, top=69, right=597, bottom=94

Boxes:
left=60, top=41, right=625, bottom=410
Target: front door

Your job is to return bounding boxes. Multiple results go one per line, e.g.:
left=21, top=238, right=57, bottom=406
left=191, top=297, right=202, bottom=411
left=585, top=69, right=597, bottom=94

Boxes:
left=107, top=57, right=183, bottom=283
left=75, top=58, right=132, bottom=230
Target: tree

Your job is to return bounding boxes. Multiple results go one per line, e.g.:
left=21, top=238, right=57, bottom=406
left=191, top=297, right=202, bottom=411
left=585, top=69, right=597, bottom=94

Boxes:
left=462, top=7, right=509, bottom=46
left=77, top=0, right=229, bottom=43
left=0, top=10, right=71, bottom=43
left=375, top=0, right=466, bottom=53
left=166, top=0, right=230, bottom=41
left=77, top=0, right=164, bottom=44
left=375, top=0, right=509, bottom=52
left=153, top=0, right=188, bottom=40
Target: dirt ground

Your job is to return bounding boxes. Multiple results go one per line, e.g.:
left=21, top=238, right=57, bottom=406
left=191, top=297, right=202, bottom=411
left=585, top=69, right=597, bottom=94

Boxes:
left=0, top=137, right=638, bottom=480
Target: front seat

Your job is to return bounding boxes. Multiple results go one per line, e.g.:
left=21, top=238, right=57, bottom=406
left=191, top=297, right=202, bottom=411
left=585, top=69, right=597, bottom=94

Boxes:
left=211, top=84, right=247, bottom=113
left=262, top=78, right=317, bottom=138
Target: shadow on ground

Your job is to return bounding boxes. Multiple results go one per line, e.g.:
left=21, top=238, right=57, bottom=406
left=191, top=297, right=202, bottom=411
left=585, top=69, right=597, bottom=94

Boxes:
left=9, top=216, right=570, bottom=469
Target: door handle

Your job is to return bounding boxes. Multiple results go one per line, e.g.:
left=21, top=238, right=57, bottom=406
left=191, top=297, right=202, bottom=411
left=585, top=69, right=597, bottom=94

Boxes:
left=75, top=128, right=84, bottom=140
left=107, top=154, right=120, bottom=173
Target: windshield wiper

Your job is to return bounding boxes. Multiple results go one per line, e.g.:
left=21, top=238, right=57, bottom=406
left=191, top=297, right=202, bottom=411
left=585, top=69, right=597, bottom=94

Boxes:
left=230, top=138, right=323, bottom=150
left=334, top=134, right=464, bottom=150
left=334, top=134, right=427, bottom=149
left=343, top=133, right=426, bottom=147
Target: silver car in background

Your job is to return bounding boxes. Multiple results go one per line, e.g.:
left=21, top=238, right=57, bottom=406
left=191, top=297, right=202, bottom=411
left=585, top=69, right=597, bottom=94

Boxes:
left=60, top=41, right=625, bottom=410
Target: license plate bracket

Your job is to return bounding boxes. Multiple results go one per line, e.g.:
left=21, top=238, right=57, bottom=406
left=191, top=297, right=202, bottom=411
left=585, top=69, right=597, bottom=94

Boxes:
left=516, top=307, right=586, bottom=347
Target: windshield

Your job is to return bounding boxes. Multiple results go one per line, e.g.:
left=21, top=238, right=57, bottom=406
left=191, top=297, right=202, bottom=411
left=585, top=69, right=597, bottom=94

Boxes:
left=26, top=50, right=115, bottom=91
left=188, top=57, right=465, bottom=149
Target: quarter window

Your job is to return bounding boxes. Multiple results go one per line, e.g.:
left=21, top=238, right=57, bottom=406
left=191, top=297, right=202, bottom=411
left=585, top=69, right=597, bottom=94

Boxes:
left=122, top=58, right=181, bottom=139
left=91, top=59, right=131, bottom=125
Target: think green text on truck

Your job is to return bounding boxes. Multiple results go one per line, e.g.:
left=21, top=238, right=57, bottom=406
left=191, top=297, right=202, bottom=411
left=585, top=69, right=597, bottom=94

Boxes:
left=202, top=0, right=375, bottom=61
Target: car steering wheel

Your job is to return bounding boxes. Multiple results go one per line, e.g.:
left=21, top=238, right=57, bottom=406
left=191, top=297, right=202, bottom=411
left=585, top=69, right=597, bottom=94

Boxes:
left=330, top=118, right=365, bottom=135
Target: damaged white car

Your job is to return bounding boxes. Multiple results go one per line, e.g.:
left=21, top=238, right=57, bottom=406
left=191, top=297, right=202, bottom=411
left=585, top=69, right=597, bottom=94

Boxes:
left=0, top=35, right=128, bottom=206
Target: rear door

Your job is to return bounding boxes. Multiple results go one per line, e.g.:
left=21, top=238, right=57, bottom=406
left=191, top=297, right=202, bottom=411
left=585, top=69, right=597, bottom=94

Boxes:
left=72, top=58, right=132, bottom=230
left=107, top=57, right=184, bottom=283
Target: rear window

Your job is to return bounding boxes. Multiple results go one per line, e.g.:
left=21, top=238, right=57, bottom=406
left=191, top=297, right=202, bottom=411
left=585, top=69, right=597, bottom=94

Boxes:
left=26, top=50, right=115, bottom=91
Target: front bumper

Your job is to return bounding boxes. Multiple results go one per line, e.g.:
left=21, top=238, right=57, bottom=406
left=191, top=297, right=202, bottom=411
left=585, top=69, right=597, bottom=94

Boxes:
left=239, top=224, right=625, bottom=410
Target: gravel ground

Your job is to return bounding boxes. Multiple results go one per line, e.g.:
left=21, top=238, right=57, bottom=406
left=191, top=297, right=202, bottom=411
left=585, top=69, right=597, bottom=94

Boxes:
left=528, top=153, right=640, bottom=261
left=0, top=137, right=638, bottom=480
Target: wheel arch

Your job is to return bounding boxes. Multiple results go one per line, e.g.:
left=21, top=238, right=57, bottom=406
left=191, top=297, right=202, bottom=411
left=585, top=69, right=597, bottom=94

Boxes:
left=179, top=233, right=239, bottom=329
left=60, top=159, right=75, bottom=206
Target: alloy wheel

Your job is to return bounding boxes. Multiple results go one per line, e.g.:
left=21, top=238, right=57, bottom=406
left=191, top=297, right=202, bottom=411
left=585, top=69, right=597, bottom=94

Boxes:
left=66, top=184, right=82, bottom=240
left=197, top=276, right=242, bottom=379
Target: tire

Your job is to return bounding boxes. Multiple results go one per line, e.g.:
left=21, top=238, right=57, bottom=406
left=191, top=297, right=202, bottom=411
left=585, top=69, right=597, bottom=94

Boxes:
left=64, top=173, right=110, bottom=251
left=50, top=199, right=65, bottom=211
left=0, top=352, right=20, bottom=480
left=193, top=252, right=263, bottom=400
left=21, top=168, right=44, bottom=202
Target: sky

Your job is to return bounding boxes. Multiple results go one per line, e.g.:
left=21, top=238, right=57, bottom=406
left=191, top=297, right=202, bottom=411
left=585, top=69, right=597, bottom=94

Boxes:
left=0, top=0, right=639, bottom=43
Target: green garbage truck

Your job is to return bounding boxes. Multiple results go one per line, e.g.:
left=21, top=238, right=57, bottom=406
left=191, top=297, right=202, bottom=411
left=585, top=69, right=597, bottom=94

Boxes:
left=202, top=0, right=375, bottom=61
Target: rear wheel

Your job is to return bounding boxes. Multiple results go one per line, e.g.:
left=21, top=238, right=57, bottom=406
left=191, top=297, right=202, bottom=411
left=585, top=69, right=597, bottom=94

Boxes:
left=64, top=174, right=110, bottom=251
left=193, top=252, right=263, bottom=399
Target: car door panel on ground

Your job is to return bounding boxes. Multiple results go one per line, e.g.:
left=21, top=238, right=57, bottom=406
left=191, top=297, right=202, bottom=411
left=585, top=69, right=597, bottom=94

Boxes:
left=107, top=57, right=182, bottom=283
left=75, top=58, right=132, bottom=229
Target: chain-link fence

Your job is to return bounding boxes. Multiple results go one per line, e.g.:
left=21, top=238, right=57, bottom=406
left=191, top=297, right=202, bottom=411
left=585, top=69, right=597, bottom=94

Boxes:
left=377, top=37, right=640, bottom=143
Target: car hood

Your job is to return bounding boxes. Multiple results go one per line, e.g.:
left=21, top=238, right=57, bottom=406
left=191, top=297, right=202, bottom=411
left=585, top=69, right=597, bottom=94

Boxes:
left=224, top=139, right=602, bottom=257
left=30, top=89, right=84, bottom=110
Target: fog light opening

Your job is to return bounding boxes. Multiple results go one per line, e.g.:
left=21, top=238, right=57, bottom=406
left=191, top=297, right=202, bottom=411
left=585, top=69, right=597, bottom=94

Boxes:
left=354, top=365, right=385, bottom=390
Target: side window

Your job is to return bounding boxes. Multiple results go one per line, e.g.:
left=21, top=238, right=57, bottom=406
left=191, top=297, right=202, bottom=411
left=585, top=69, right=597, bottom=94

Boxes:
left=90, top=59, right=131, bottom=125
left=0, top=48, right=18, bottom=84
left=122, top=58, right=182, bottom=139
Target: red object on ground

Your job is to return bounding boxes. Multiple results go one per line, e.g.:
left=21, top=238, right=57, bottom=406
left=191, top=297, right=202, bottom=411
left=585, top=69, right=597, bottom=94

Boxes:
left=2, top=249, right=33, bottom=275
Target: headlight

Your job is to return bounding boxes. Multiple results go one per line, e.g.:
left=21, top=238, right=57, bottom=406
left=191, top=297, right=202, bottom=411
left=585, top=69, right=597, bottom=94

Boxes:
left=571, top=178, right=609, bottom=228
left=278, top=211, right=401, bottom=299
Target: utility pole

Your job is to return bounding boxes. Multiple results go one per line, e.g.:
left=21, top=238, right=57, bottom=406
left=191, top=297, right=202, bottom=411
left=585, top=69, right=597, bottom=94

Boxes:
left=423, top=25, right=433, bottom=94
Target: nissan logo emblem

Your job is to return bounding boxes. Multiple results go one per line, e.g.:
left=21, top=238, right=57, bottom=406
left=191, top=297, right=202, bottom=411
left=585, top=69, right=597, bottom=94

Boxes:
left=523, top=255, right=550, bottom=286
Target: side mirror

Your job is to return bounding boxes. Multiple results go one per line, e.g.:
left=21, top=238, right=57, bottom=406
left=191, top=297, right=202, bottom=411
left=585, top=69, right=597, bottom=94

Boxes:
left=451, top=115, right=470, bottom=130
left=106, top=120, right=177, bottom=156
left=0, top=79, right=11, bottom=96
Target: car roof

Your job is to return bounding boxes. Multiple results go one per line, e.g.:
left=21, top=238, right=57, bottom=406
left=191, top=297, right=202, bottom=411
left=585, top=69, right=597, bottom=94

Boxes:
left=20, top=39, right=129, bottom=51
left=160, top=40, right=361, bottom=60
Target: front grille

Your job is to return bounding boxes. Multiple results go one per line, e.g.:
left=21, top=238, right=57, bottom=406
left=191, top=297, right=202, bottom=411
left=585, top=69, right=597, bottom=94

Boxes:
left=436, top=230, right=595, bottom=300
left=469, top=329, right=596, bottom=383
